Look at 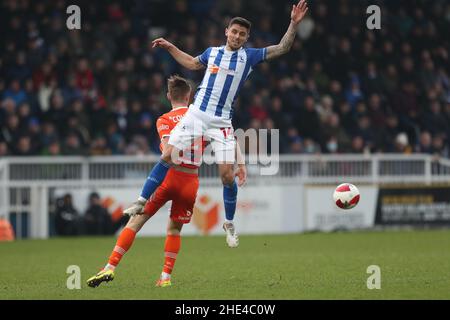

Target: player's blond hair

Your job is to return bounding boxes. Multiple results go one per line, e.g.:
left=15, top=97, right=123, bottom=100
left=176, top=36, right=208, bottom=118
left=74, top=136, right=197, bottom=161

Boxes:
left=167, top=75, right=191, bottom=102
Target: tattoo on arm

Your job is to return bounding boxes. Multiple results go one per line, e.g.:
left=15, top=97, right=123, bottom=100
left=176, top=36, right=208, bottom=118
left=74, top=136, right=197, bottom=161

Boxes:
left=266, top=23, right=297, bottom=60
left=192, top=57, right=206, bottom=70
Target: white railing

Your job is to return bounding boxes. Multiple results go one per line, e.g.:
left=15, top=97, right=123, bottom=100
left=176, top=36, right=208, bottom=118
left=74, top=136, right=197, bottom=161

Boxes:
left=2, top=153, right=450, bottom=185
left=1, top=154, right=450, bottom=239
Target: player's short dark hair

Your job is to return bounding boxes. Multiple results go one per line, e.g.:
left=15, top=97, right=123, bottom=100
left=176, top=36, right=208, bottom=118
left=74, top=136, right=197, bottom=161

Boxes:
left=228, top=17, right=251, bottom=31
left=167, top=75, right=191, bottom=101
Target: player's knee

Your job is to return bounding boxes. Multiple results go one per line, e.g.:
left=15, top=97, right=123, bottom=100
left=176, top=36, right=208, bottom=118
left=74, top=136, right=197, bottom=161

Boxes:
left=126, top=215, right=147, bottom=232
left=221, top=171, right=235, bottom=186
left=167, top=229, right=180, bottom=236
left=167, top=226, right=181, bottom=236
left=167, top=220, right=183, bottom=235
left=126, top=218, right=141, bottom=233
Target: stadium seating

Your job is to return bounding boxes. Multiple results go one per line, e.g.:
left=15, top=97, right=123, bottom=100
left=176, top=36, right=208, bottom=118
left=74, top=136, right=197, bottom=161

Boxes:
left=1, top=0, right=448, bottom=157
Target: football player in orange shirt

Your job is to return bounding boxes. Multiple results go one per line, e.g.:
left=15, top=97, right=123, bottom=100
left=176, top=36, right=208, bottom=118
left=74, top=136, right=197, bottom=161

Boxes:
left=87, top=75, right=246, bottom=288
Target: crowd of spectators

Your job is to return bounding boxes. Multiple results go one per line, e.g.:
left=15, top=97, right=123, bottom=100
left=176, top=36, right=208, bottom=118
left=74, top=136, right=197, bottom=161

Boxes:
left=53, top=192, right=128, bottom=236
left=0, top=0, right=449, bottom=157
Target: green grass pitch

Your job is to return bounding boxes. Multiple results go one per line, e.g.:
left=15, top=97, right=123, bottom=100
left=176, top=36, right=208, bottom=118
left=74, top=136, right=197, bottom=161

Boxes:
left=0, top=230, right=449, bottom=299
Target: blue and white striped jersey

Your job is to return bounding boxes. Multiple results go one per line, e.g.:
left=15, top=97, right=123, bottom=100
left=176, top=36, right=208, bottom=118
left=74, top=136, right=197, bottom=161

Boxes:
left=193, top=46, right=266, bottom=120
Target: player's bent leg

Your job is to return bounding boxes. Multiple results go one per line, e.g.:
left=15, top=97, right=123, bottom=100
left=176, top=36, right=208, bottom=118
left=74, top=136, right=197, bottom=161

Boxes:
left=155, top=169, right=196, bottom=287
left=106, top=215, right=151, bottom=268
left=87, top=227, right=138, bottom=288
left=219, top=163, right=235, bottom=186
left=86, top=228, right=137, bottom=288
left=156, top=220, right=184, bottom=287
left=87, top=212, right=153, bottom=288
left=219, top=163, right=239, bottom=248
left=123, top=151, right=177, bottom=217
left=126, top=213, right=151, bottom=233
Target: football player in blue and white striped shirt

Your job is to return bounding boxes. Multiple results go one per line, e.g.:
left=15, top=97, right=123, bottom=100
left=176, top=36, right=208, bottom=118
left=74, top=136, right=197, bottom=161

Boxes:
left=124, top=0, right=309, bottom=247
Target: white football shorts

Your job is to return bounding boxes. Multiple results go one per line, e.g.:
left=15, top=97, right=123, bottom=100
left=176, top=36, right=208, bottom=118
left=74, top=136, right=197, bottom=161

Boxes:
left=168, top=106, right=236, bottom=164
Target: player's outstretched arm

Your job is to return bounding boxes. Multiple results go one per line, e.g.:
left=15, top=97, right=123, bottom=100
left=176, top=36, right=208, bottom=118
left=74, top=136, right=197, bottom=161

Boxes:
left=265, top=0, right=308, bottom=60
left=152, top=38, right=205, bottom=70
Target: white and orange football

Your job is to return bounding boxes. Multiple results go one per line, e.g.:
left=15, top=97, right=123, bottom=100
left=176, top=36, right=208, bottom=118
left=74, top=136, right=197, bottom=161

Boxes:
left=333, top=183, right=360, bottom=210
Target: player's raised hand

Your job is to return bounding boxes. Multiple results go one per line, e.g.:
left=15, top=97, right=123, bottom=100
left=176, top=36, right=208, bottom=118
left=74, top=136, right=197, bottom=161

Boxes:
left=291, top=0, right=308, bottom=25
left=151, top=37, right=173, bottom=50
left=235, top=165, right=247, bottom=187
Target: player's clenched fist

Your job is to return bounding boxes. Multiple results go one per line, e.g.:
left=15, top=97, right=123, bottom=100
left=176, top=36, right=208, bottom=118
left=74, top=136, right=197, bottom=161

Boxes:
left=152, top=38, right=174, bottom=50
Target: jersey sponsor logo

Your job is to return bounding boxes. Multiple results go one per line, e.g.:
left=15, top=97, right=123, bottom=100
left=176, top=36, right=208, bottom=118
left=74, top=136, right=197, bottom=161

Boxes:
left=209, top=64, right=220, bottom=74
left=169, top=114, right=185, bottom=123
left=158, top=124, right=170, bottom=131
left=222, top=68, right=236, bottom=76
left=209, top=65, right=236, bottom=76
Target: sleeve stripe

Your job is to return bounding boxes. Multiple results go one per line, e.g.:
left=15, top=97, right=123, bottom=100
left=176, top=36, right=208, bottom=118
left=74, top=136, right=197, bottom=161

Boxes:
left=198, top=47, right=211, bottom=66
left=198, top=56, right=207, bottom=66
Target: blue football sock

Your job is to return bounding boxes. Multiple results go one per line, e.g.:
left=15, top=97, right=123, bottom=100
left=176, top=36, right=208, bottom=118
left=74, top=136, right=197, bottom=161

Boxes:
left=223, top=180, right=238, bottom=221
left=140, top=160, right=171, bottom=200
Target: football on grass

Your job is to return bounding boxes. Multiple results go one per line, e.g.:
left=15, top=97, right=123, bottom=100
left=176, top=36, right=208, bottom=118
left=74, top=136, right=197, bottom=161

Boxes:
left=333, top=183, right=360, bottom=210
